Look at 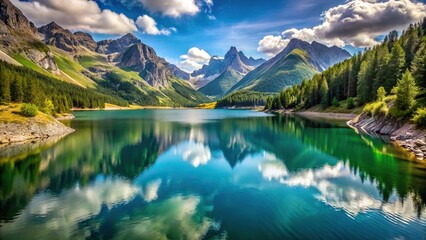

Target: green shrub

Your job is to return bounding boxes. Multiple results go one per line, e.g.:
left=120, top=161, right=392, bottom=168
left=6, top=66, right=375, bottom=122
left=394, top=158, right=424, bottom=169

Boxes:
left=41, top=99, right=55, bottom=115
left=372, top=101, right=388, bottom=117
left=332, top=97, right=340, bottom=107
left=20, top=103, right=38, bottom=117
left=347, top=97, right=355, bottom=109
left=363, top=103, right=374, bottom=116
left=363, top=101, right=388, bottom=117
left=412, top=108, right=426, bottom=127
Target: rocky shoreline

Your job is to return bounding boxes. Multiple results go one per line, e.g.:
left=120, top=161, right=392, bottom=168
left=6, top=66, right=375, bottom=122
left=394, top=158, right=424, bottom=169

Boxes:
left=348, top=113, right=426, bottom=161
left=0, top=118, right=74, bottom=145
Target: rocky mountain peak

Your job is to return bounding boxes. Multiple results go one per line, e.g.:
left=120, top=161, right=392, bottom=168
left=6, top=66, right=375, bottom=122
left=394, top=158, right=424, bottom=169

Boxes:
left=96, top=33, right=141, bottom=54
left=0, top=0, right=39, bottom=36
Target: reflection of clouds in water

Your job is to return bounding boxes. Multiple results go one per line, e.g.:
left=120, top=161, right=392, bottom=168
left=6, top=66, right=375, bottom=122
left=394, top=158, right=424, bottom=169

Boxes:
left=0, top=178, right=139, bottom=239
left=173, top=141, right=211, bottom=167
left=257, top=153, right=288, bottom=181
left=114, top=195, right=214, bottom=240
left=281, top=162, right=426, bottom=222
left=141, top=179, right=162, bottom=202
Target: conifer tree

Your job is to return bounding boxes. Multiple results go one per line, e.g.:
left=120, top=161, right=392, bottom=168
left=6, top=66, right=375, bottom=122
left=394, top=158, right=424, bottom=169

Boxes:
left=396, top=69, right=418, bottom=111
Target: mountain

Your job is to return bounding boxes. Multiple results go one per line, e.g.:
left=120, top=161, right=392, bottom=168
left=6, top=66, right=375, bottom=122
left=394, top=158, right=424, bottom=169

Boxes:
left=198, top=67, right=244, bottom=97
left=229, top=38, right=351, bottom=93
left=191, top=46, right=265, bottom=97
left=0, top=0, right=208, bottom=107
left=0, top=0, right=59, bottom=73
left=38, top=22, right=96, bottom=53
left=96, top=33, right=141, bottom=55
left=170, top=64, right=190, bottom=80
left=0, top=0, right=39, bottom=38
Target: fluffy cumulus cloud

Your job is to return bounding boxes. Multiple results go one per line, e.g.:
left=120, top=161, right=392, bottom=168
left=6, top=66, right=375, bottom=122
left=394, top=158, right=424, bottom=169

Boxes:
left=136, top=15, right=175, bottom=35
left=11, top=0, right=138, bottom=34
left=257, top=35, right=291, bottom=58
left=179, top=47, right=211, bottom=71
left=258, top=0, right=426, bottom=57
left=136, top=0, right=200, bottom=17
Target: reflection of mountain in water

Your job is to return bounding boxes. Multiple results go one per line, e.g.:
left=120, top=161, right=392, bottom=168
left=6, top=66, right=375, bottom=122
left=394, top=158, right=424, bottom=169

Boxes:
left=1, top=112, right=426, bottom=224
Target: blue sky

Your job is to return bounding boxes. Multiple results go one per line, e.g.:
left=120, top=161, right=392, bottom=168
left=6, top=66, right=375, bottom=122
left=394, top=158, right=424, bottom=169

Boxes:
left=11, top=0, right=426, bottom=72
left=94, top=0, right=345, bottom=62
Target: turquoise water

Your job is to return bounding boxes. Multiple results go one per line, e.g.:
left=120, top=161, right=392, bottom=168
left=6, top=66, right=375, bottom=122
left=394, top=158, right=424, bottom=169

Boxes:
left=0, top=109, right=425, bottom=239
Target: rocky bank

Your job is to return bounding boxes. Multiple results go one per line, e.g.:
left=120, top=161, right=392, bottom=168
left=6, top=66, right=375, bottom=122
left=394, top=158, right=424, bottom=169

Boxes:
left=348, top=113, right=426, bottom=161
left=0, top=118, right=74, bottom=145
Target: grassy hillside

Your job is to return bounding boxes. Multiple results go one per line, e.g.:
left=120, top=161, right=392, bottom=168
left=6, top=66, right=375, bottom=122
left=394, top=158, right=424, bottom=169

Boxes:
left=229, top=49, right=319, bottom=93
left=199, top=68, right=243, bottom=98
left=79, top=52, right=208, bottom=106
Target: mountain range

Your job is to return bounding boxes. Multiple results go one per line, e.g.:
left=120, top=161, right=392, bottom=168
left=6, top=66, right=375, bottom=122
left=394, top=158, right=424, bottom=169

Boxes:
left=191, top=47, right=265, bottom=97
left=0, top=0, right=208, bottom=106
left=228, top=38, right=351, bottom=93
left=0, top=0, right=351, bottom=106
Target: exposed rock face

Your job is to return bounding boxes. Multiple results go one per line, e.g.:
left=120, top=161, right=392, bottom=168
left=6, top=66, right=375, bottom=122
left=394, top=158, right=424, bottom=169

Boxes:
left=119, top=43, right=173, bottom=88
left=169, top=64, right=190, bottom=80
left=349, top=113, right=426, bottom=161
left=38, top=22, right=79, bottom=52
left=25, top=48, right=60, bottom=74
left=74, top=31, right=97, bottom=51
left=0, top=118, right=74, bottom=145
left=0, top=0, right=39, bottom=37
left=96, top=33, right=141, bottom=55
left=38, top=22, right=97, bottom=52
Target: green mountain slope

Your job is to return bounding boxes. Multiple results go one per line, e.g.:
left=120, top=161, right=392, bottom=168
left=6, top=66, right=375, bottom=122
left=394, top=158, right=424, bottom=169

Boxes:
left=229, top=49, right=319, bottom=93
left=199, top=68, right=243, bottom=98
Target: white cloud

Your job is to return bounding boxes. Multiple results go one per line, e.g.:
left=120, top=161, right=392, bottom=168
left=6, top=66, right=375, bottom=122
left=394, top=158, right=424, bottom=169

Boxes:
left=0, top=178, right=139, bottom=239
left=138, top=0, right=200, bottom=17
left=11, top=0, right=138, bottom=35
left=136, top=15, right=174, bottom=35
left=179, top=47, right=211, bottom=72
left=257, top=35, right=290, bottom=58
left=257, top=0, right=426, bottom=56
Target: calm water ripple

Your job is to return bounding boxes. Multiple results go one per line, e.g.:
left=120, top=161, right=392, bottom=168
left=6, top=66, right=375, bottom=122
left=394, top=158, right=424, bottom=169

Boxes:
left=0, top=109, right=425, bottom=239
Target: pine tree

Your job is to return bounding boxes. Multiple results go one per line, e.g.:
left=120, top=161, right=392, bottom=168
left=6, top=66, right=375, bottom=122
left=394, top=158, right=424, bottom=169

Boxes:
left=10, top=77, right=24, bottom=102
left=320, top=77, right=329, bottom=107
left=396, top=69, right=418, bottom=111
left=357, top=61, right=371, bottom=104
left=411, top=40, right=426, bottom=88
left=386, top=42, right=406, bottom=92
left=0, top=68, right=11, bottom=103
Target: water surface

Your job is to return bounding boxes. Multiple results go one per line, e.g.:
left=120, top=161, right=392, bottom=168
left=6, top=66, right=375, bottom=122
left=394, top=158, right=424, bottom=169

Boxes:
left=1, top=109, right=425, bottom=239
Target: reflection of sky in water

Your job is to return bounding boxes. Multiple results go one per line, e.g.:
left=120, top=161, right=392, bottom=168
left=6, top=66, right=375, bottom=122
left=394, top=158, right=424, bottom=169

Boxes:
left=1, top=139, right=425, bottom=239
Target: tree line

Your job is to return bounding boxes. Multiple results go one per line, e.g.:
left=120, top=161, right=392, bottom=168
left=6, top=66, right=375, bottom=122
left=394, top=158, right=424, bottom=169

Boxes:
left=0, top=61, right=128, bottom=113
left=265, top=18, right=426, bottom=122
left=216, top=90, right=275, bottom=108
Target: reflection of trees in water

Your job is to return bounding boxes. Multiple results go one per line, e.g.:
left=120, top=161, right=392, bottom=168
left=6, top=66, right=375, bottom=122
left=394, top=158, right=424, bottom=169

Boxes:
left=257, top=115, right=426, bottom=216
left=1, top=113, right=426, bottom=221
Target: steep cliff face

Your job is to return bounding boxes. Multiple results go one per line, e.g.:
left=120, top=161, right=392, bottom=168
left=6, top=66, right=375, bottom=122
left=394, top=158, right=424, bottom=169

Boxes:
left=119, top=43, right=173, bottom=88
left=0, top=0, right=59, bottom=73
left=38, top=22, right=79, bottom=52
left=38, top=22, right=97, bottom=52
left=0, top=0, right=39, bottom=37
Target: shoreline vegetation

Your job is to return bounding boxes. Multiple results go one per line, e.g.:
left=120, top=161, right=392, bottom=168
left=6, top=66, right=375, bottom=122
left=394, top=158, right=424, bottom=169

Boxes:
left=0, top=104, right=74, bottom=146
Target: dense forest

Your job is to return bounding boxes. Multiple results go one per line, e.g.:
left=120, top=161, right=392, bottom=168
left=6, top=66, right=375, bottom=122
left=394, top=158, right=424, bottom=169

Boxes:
left=265, top=18, right=426, bottom=124
left=216, top=90, right=275, bottom=108
left=0, top=61, right=128, bottom=113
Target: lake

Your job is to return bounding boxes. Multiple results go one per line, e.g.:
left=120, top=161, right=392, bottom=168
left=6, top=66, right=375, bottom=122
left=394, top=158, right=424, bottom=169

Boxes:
left=0, top=109, right=425, bottom=239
